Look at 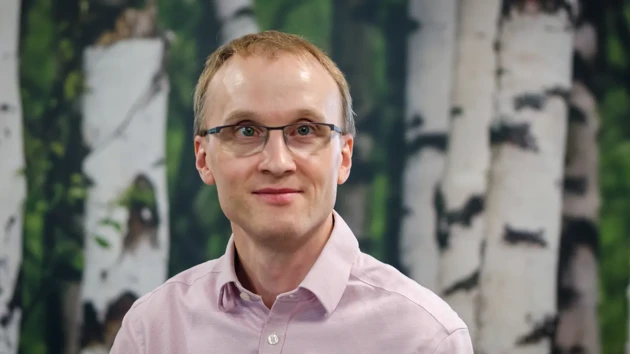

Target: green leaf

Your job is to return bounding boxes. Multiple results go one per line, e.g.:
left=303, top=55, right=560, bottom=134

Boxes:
left=64, top=71, right=83, bottom=99
left=50, top=141, right=65, bottom=157
left=99, top=218, right=123, bottom=233
left=94, top=235, right=110, bottom=249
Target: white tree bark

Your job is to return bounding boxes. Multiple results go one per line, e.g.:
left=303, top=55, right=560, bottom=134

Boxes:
left=555, top=20, right=601, bottom=354
left=79, top=39, right=170, bottom=352
left=438, top=0, right=501, bottom=343
left=213, top=0, right=258, bottom=43
left=400, top=0, right=457, bottom=292
left=477, top=3, right=576, bottom=354
left=0, top=0, right=26, bottom=353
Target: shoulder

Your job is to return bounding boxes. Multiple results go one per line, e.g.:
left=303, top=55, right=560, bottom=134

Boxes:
left=126, top=257, right=222, bottom=315
left=349, top=252, right=467, bottom=335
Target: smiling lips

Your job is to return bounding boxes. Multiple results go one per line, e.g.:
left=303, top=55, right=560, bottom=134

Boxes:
left=252, top=188, right=302, bottom=205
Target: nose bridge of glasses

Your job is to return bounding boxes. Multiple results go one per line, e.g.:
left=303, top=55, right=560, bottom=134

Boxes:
left=262, top=126, right=291, bottom=151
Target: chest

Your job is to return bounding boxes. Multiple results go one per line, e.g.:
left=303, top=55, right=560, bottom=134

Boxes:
left=152, top=297, right=426, bottom=354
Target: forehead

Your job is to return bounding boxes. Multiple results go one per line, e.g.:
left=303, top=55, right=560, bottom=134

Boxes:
left=205, top=52, right=342, bottom=126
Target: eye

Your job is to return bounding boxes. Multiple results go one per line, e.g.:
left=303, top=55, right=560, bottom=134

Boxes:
left=235, top=125, right=259, bottom=137
left=296, top=124, right=313, bottom=136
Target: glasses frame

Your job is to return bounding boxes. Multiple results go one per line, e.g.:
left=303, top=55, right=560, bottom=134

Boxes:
left=199, top=122, right=343, bottom=137
left=198, top=122, right=344, bottom=155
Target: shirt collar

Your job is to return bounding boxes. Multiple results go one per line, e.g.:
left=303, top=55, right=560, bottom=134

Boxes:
left=298, top=210, right=359, bottom=315
left=214, top=210, right=360, bottom=315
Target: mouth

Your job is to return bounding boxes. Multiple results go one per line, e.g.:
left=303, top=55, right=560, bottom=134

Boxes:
left=252, top=188, right=302, bottom=205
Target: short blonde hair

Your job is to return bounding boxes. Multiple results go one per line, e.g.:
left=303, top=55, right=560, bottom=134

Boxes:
left=192, top=30, right=356, bottom=137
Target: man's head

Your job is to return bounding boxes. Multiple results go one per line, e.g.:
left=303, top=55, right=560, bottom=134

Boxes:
left=193, top=30, right=354, bottom=248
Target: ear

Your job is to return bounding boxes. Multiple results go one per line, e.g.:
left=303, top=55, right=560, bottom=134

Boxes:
left=194, top=135, right=216, bottom=186
left=337, top=134, right=353, bottom=185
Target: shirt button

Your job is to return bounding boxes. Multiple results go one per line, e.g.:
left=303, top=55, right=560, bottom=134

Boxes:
left=267, top=333, right=279, bottom=345
left=239, top=292, right=250, bottom=301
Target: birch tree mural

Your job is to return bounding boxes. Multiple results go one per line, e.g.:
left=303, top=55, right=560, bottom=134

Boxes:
left=213, top=0, right=258, bottom=43
left=400, top=0, right=457, bottom=292
left=0, top=0, right=26, bottom=352
left=554, top=6, right=601, bottom=353
left=78, top=1, right=171, bottom=351
left=437, top=0, right=501, bottom=343
left=477, top=1, right=577, bottom=353
left=333, top=0, right=373, bottom=247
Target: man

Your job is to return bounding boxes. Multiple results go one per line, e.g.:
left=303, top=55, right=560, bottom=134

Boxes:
left=111, top=30, right=473, bottom=353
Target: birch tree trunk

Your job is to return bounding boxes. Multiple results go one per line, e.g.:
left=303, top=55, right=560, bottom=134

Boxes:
left=554, top=15, right=601, bottom=354
left=0, top=0, right=26, bottom=352
left=477, top=2, right=577, bottom=353
left=333, top=0, right=374, bottom=248
left=79, top=34, right=170, bottom=354
left=213, top=0, right=258, bottom=43
left=437, top=0, right=501, bottom=343
left=400, top=0, right=457, bottom=292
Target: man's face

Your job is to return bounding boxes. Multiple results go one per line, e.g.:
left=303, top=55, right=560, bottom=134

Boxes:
left=194, top=52, right=353, bottom=247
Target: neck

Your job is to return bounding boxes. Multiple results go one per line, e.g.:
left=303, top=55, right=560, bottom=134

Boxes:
left=233, top=213, right=334, bottom=309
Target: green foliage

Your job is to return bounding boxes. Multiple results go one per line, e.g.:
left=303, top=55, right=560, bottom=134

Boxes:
left=597, top=7, right=630, bottom=353
left=255, top=0, right=332, bottom=53
left=94, top=235, right=111, bottom=249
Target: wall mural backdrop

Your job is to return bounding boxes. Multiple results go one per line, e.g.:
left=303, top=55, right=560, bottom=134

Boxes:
left=0, top=0, right=629, bottom=353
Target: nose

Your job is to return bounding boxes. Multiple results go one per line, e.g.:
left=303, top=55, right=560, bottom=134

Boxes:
left=258, top=130, right=296, bottom=176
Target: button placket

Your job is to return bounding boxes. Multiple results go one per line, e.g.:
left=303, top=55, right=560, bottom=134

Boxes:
left=258, top=299, right=296, bottom=354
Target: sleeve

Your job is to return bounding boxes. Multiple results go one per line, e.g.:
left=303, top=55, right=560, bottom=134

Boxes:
left=110, top=310, right=145, bottom=354
left=432, top=328, right=474, bottom=354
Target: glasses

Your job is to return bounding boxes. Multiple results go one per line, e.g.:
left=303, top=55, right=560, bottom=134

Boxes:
left=199, top=122, right=343, bottom=157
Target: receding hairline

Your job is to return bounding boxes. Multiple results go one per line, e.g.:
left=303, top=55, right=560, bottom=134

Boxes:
left=193, top=31, right=356, bottom=138
left=203, top=51, right=341, bottom=123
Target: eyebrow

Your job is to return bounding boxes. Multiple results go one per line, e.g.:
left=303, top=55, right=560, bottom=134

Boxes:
left=222, top=110, right=260, bottom=125
left=221, top=108, right=326, bottom=125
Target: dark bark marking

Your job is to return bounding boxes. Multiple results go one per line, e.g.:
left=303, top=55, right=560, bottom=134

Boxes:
left=409, top=114, right=424, bottom=129
left=557, top=283, right=579, bottom=311
left=434, top=186, right=450, bottom=251
left=446, top=195, right=485, bottom=227
left=514, top=93, right=546, bottom=110
left=496, top=67, right=506, bottom=78
left=407, top=133, right=448, bottom=155
left=503, top=225, right=547, bottom=247
left=514, top=87, right=570, bottom=111
left=0, top=103, right=13, bottom=112
left=152, top=157, right=166, bottom=167
left=480, top=239, right=487, bottom=259
left=80, top=302, right=105, bottom=347
left=572, top=51, right=595, bottom=94
left=551, top=344, right=586, bottom=354
left=233, top=6, right=255, bottom=20
left=557, top=217, right=600, bottom=310
left=546, top=86, right=571, bottom=101
left=0, top=269, right=21, bottom=353
left=563, top=176, right=587, bottom=195
left=515, top=315, right=557, bottom=345
left=490, top=121, right=539, bottom=152
left=442, top=269, right=480, bottom=297
left=561, top=217, right=599, bottom=257
left=122, top=173, right=160, bottom=252
left=436, top=191, right=485, bottom=252
left=451, top=106, right=463, bottom=119
left=0, top=258, right=5, bottom=297
left=494, top=39, right=501, bottom=52
left=4, top=214, right=16, bottom=240
left=568, top=102, right=587, bottom=124
left=502, top=0, right=577, bottom=24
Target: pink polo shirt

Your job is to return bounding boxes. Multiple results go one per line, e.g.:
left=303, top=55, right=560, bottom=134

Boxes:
left=110, top=211, right=473, bottom=353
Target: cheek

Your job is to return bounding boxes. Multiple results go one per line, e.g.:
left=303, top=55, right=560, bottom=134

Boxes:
left=213, top=154, right=255, bottom=190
